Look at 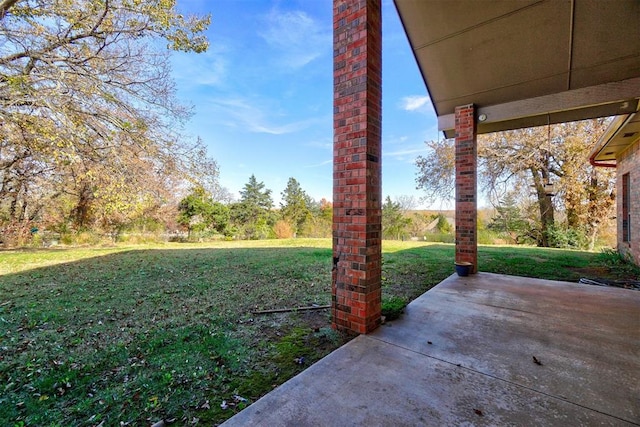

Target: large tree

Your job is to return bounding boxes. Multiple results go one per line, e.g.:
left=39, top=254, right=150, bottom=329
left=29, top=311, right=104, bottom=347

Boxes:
left=382, top=196, right=410, bottom=240
left=415, top=119, right=615, bottom=247
left=280, top=177, right=311, bottom=236
left=178, top=185, right=230, bottom=238
left=0, top=0, right=213, bottom=234
left=230, top=174, right=274, bottom=239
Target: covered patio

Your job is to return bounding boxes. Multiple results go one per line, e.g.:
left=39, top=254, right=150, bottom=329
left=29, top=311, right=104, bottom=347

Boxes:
left=222, top=0, right=640, bottom=423
left=222, top=272, right=640, bottom=425
left=330, top=0, right=640, bottom=334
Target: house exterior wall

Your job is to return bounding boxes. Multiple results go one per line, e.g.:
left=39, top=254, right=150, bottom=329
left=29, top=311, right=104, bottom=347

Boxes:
left=617, top=138, right=640, bottom=265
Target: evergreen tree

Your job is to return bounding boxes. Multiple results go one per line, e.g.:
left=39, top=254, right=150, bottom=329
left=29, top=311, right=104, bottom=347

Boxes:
left=230, top=175, right=274, bottom=239
left=488, top=193, right=529, bottom=243
left=382, top=196, right=411, bottom=240
left=280, top=177, right=311, bottom=236
left=435, top=214, right=452, bottom=234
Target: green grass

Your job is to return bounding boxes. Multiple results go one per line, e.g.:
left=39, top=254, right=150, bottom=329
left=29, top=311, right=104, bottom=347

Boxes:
left=0, top=239, right=632, bottom=425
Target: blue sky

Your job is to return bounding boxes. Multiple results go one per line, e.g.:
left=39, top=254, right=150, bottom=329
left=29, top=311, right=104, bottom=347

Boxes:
left=171, top=0, right=440, bottom=208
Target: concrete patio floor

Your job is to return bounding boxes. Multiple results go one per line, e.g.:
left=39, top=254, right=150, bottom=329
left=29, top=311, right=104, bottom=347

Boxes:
left=222, top=272, right=640, bottom=426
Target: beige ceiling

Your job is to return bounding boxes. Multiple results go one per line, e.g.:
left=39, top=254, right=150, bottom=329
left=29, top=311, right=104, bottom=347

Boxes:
left=394, top=0, right=640, bottom=138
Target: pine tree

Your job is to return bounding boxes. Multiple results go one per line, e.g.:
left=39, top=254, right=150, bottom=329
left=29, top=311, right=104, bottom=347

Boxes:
left=230, top=175, right=274, bottom=239
left=280, top=178, right=311, bottom=236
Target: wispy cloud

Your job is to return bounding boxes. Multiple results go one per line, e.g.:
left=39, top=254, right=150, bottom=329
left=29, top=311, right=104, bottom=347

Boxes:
left=400, top=95, right=433, bottom=114
left=383, top=140, right=427, bottom=163
left=260, top=9, right=331, bottom=69
left=385, top=135, right=409, bottom=146
left=207, top=97, right=322, bottom=135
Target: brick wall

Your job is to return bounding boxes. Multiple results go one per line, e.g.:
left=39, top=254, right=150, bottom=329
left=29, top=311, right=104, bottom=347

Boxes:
left=332, top=0, right=382, bottom=334
left=454, top=104, right=478, bottom=272
left=617, top=138, right=640, bottom=265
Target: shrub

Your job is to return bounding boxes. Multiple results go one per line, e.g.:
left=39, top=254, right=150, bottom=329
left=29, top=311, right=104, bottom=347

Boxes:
left=546, top=224, right=589, bottom=249
left=274, top=220, right=294, bottom=239
left=478, top=229, right=502, bottom=245
left=599, top=248, right=640, bottom=277
left=381, top=296, right=406, bottom=321
left=0, top=220, right=36, bottom=247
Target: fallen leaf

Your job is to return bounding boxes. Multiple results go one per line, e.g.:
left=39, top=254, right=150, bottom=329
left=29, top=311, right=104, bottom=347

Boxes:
left=474, top=408, right=483, bottom=416
left=533, top=356, right=543, bottom=366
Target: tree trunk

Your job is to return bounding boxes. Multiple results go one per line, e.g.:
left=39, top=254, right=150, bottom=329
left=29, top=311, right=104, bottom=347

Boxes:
left=588, top=227, right=597, bottom=251
left=565, top=192, right=581, bottom=229
left=531, top=167, right=554, bottom=247
left=72, top=183, right=94, bottom=229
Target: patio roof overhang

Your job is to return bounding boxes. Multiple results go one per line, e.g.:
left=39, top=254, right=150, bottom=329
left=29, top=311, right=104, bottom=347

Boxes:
left=589, top=110, right=640, bottom=167
left=393, top=0, right=640, bottom=139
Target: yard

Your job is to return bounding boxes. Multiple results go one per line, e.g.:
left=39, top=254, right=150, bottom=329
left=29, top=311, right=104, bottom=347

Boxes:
left=0, top=239, right=631, bottom=426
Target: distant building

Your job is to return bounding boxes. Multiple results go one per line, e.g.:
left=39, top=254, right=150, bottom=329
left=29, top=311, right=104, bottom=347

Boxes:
left=424, top=215, right=455, bottom=233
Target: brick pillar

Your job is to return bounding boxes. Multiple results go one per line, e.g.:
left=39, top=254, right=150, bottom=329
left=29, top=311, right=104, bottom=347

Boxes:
left=332, top=0, right=382, bottom=334
left=455, top=104, right=478, bottom=273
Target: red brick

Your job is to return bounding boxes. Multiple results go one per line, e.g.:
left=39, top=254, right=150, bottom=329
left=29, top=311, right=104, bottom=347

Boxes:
left=455, top=104, right=478, bottom=272
left=332, top=0, right=382, bottom=335
left=616, top=139, right=640, bottom=265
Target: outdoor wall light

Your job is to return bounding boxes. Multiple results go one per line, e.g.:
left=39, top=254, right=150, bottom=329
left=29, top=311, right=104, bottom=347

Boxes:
left=478, top=113, right=487, bottom=122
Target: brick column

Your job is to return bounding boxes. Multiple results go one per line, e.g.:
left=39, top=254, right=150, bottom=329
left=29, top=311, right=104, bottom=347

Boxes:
left=332, top=0, right=382, bottom=334
left=455, top=104, right=478, bottom=273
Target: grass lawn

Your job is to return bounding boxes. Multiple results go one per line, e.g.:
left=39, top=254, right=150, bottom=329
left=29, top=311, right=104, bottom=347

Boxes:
left=0, top=239, right=631, bottom=425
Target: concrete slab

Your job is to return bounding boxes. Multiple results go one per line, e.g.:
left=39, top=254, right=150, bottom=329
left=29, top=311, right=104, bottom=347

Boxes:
left=221, top=273, right=640, bottom=426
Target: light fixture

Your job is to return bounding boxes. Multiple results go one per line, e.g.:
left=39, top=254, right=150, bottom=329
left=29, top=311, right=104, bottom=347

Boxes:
left=478, top=113, right=487, bottom=122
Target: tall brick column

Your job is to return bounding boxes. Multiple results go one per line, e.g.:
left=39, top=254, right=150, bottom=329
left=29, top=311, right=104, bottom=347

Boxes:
left=332, top=0, right=382, bottom=334
left=455, top=104, right=478, bottom=273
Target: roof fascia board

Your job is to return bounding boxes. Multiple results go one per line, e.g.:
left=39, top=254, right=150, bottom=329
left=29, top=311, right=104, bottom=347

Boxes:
left=438, top=77, right=640, bottom=138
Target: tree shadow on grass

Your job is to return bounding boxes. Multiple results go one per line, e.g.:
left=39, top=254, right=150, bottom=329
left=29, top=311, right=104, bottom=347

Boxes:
left=0, top=246, right=338, bottom=426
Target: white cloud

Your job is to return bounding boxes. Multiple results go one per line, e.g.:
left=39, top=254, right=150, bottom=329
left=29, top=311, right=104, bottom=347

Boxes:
left=401, top=95, right=432, bottom=112
left=206, top=97, right=323, bottom=135
left=260, top=9, right=331, bottom=69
